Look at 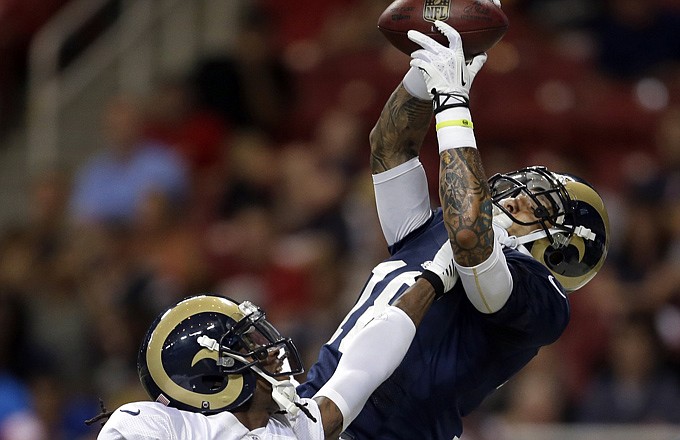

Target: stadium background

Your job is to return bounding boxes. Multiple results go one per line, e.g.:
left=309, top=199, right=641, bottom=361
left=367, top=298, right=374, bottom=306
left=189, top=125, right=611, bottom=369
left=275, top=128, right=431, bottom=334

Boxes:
left=0, top=0, right=679, bottom=438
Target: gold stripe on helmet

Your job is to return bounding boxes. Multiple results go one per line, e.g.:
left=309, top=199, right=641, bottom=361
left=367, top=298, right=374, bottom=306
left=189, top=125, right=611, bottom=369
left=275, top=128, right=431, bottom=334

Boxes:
left=532, top=181, right=609, bottom=292
left=146, top=296, right=245, bottom=411
left=565, top=181, right=610, bottom=233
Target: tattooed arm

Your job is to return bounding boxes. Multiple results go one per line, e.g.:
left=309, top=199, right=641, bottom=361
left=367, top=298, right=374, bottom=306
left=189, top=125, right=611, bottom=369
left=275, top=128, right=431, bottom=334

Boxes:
left=369, top=82, right=435, bottom=246
left=410, top=22, right=514, bottom=313
left=439, top=148, right=494, bottom=266
left=369, top=85, right=432, bottom=174
left=439, top=148, right=514, bottom=314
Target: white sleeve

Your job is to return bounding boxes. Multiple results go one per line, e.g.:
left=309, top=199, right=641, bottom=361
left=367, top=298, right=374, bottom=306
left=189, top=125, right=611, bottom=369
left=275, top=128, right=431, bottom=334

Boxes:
left=98, top=402, right=178, bottom=440
left=455, top=225, right=513, bottom=314
left=372, top=157, right=432, bottom=246
left=313, top=305, right=416, bottom=431
left=289, top=398, right=325, bottom=440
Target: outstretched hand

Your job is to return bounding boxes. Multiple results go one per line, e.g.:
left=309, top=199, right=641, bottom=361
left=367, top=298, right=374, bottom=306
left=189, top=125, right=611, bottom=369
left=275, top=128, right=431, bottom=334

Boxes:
left=408, top=21, right=487, bottom=102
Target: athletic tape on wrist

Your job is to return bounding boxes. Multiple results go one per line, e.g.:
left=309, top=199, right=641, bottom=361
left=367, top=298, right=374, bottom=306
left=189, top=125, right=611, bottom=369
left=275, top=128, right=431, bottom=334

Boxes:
left=437, top=128, right=477, bottom=151
left=435, top=107, right=476, bottom=151
left=436, top=119, right=474, bottom=130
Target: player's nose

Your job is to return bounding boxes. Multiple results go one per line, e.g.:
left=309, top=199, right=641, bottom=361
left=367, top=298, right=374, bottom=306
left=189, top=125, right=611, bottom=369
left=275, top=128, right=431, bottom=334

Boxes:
left=503, top=198, right=519, bottom=213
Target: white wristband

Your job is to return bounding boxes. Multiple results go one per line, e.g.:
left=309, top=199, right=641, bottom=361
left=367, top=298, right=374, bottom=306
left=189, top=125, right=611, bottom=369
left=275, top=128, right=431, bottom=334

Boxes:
left=435, top=107, right=476, bottom=152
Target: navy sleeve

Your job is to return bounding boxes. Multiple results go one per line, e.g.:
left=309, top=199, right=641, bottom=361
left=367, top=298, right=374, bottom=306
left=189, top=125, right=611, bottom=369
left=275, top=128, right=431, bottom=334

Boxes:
left=480, top=249, right=570, bottom=347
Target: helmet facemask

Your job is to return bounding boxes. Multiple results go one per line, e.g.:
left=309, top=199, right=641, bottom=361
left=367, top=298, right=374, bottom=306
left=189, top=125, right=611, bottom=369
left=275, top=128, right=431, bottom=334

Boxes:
left=489, top=166, right=575, bottom=248
left=215, top=301, right=304, bottom=378
left=196, top=300, right=310, bottom=418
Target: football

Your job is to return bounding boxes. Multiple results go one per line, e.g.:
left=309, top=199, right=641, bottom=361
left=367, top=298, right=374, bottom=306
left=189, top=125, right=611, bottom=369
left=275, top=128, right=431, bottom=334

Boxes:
left=378, top=0, right=509, bottom=58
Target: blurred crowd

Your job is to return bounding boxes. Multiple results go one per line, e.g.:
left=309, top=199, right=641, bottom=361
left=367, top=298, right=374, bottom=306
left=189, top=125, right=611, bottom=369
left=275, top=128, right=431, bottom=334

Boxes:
left=1, top=0, right=680, bottom=439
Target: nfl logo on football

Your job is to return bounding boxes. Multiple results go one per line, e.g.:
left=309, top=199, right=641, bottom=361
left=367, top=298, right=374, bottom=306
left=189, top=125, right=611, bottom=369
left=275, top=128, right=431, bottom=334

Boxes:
left=423, top=0, right=451, bottom=22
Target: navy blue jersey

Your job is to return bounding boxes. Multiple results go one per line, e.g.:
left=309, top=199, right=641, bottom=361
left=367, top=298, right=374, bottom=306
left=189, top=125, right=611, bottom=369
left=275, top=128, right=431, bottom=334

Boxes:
left=297, top=209, right=570, bottom=439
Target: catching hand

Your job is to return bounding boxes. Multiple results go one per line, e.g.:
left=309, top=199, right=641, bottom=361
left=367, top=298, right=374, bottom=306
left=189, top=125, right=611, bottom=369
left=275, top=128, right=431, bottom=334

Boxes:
left=408, top=21, right=487, bottom=108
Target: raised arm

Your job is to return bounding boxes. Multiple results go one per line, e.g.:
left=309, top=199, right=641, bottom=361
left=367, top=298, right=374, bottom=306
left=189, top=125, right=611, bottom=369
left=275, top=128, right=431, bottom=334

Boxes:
left=409, top=21, right=514, bottom=314
left=439, top=148, right=494, bottom=265
left=369, top=79, right=432, bottom=174
left=409, top=21, right=493, bottom=265
left=369, top=71, right=436, bottom=246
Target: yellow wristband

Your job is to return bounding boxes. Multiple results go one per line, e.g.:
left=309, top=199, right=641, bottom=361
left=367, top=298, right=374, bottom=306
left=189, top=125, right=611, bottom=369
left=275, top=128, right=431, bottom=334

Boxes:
left=435, top=119, right=474, bottom=130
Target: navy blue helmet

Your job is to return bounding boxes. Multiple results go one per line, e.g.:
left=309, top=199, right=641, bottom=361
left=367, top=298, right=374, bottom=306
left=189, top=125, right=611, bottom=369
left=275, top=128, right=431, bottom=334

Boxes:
left=138, top=294, right=304, bottom=414
left=489, top=166, right=610, bottom=292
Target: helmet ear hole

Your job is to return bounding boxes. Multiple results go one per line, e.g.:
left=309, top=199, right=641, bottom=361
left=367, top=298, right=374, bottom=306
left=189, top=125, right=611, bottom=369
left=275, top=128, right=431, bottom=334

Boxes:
left=548, top=251, right=564, bottom=266
left=202, top=375, right=227, bottom=391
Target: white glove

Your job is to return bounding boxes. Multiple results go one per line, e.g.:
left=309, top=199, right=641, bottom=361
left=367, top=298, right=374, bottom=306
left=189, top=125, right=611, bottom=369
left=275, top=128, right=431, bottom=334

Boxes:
left=408, top=21, right=487, bottom=151
left=419, top=241, right=459, bottom=297
left=407, top=21, right=487, bottom=107
left=402, top=66, right=431, bottom=101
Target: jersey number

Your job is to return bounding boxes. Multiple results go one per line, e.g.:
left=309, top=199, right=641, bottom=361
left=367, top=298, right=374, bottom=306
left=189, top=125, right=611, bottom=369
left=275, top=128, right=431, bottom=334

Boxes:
left=328, top=260, right=421, bottom=353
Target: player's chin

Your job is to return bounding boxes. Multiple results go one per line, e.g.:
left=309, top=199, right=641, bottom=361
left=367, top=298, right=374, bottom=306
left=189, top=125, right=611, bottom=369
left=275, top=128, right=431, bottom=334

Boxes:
left=257, top=377, right=274, bottom=393
left=256, top=373, right=288, bottom=390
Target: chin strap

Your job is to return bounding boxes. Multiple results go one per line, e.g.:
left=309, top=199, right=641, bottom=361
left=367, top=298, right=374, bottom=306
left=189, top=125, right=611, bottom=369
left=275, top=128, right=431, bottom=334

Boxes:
left=492, top=215, right=597, bottom=251
left=197, top=336, right=316, bottom=422
left=492, top=211, right=514, bottom=230
left=491, top=221, right=530, bottom=255
left=250, top=367, right=312, bottom=420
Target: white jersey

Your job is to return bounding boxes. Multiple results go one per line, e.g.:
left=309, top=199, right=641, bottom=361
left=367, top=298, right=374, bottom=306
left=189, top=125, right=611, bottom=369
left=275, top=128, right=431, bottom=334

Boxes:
left=97, top=401, right=324, bottom=440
